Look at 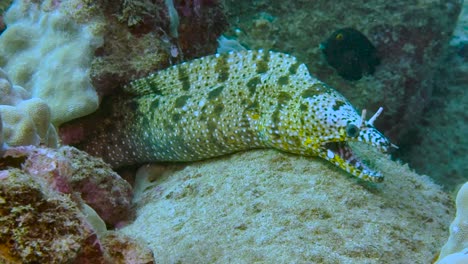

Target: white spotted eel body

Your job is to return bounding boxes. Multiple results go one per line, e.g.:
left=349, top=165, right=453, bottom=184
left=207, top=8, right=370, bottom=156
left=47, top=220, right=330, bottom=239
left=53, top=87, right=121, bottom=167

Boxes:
left=73, top=50, right=393, bottom=182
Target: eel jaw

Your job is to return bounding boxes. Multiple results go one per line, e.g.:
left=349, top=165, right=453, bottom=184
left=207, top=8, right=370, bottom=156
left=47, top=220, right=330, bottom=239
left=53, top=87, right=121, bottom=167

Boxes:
left=321, top=141, right=384, bottom=182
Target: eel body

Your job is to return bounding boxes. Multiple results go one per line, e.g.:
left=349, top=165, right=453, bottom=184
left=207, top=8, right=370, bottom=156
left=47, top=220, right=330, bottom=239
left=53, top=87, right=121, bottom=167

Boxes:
left=69, top=50, right=393, bottom=182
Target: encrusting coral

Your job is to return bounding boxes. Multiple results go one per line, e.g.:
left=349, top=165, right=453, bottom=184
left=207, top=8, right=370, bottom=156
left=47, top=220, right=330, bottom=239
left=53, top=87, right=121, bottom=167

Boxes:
left=436, top=182, right=468, bottom=263
left=0, top=68, right=57, bottom=148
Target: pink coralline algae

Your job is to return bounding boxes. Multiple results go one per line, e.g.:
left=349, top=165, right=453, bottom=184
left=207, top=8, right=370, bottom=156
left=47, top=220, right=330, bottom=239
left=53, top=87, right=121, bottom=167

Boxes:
left=1, top=145, right=134, bottom=227
left=0, top=170, right=154, bottom=263
left=0, top=146, right=154, bottom=263
left=0, top=169, right=105, bottom=263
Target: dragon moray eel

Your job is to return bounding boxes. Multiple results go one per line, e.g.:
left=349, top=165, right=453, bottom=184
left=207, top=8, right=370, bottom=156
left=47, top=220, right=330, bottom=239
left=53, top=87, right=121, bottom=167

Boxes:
left=70, top=50, right=394, bottom=182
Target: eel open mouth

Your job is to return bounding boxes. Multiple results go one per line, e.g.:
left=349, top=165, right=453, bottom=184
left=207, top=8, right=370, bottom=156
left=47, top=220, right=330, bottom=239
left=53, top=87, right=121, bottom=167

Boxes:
left=323, top=141, right=384, bottom=182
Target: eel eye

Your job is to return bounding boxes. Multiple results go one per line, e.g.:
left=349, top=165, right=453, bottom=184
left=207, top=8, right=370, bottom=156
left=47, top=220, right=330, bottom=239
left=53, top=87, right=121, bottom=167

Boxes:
left=346, top=124, right=359, bottom=138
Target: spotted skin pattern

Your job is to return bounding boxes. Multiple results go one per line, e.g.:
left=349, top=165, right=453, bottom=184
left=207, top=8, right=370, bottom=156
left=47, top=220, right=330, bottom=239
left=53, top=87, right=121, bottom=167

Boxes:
left=77, top=50, right=392, bottom=182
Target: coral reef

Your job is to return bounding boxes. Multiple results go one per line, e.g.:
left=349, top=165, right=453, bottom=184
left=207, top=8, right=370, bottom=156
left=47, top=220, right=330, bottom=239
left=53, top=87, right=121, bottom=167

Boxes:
left=436, top=182, right=468, bottom=263
left=0, top=169, right=105, bottom=263
left=0, top=68, right=57, bottom=148
left=399, top=1, right=468, bottom=190
left=2, top=145, right=134, bottom=227
left=121, top=149, right=452, bottom=263
left=221, top=0, right=461, bottom=145
left=0, top=146, right=153, bottom=263
left=90, top=0, right=227, bottom=96
left=0, top=0, right=103, bottom=125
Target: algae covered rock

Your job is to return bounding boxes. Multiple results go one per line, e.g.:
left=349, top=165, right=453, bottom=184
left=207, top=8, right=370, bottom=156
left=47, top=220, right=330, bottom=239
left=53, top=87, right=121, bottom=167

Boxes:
left=400, top=2, right=468, bottom=189
left=3, top=145, right=134, bottom=227
left=0, top=169, right=105, bottom=263
left=121, top=149, right=452, bottom=263
left=0, top=168, right=154, bottom=263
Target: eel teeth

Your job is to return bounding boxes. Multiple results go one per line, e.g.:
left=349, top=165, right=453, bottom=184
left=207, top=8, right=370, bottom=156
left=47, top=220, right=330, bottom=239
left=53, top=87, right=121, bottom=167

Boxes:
left=324, top=142, right=380, bottom=177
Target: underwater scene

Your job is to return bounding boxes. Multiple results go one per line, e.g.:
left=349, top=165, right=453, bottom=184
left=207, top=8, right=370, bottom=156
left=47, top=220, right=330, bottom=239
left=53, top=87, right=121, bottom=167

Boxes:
left=0, top=0, right=467, bottom=263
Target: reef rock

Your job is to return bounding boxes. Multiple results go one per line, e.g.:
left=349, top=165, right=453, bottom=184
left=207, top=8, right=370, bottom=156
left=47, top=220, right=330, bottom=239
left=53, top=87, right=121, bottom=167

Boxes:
left=0, top=147, right=154, bottom=263
left=400, top=1, right=468, bottom=189
left=2, top=145, right=133, bottom=227
left=0, top=169, right=106, bottom=263
left=90, top=0, right=227, bottom=96
left=121, top=149, right=453, bottom=263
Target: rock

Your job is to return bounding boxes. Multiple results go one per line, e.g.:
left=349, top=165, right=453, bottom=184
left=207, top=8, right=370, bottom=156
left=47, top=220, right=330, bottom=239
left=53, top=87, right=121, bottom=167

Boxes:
left=101, top=231, right=155, bottom=264
left=399, top=1, right=468, bottom=189
left=0, top=169, right=106, bottom=263
left=2, top=145, right=134, bottom=227
left=121, top=149, right=453, bottom=263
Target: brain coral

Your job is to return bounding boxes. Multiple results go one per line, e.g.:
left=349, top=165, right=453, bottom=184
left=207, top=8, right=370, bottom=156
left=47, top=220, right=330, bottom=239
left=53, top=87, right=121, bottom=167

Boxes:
left=0, top=68, right=57, bottom=148
left=122, top=149, right=452, bottom=263
left=0, top=0, right=103, bottom=125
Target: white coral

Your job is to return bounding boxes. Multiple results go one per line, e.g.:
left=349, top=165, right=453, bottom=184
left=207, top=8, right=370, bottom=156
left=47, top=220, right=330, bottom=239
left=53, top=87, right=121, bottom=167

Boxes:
left=0, top=68, right=57, bottom=148
left=437, top=182, right=468, bottom=263
left=0, top=0, right=103, bottom=125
